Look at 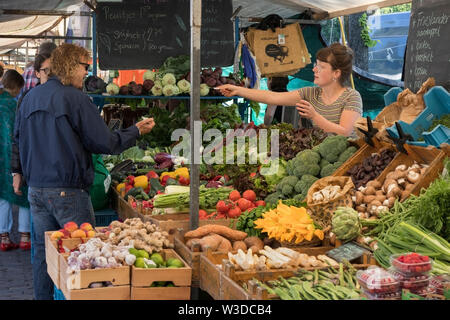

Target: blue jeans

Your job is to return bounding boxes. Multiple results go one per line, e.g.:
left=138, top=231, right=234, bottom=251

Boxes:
left=28, top=187, right=95, bottom=300
left=0, top=198, right=30, bottom=234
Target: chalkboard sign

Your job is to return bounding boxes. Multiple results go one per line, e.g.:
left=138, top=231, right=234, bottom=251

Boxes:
left=96, top=0, right=235, bottom=70
left=325, top=242, right=369, bottom=263
left=404, top=0, right=450, bottom=92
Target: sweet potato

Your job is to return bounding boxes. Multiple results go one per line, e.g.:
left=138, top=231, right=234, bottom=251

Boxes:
left=184, top=225, right=247, bottom=241
left=232, top=241, right=247, bottom=251
left=244, top=236, right=264, bottom=252
left=197, top=234, right=223, bottom=251
left=217, top=237, right=232, bottom=252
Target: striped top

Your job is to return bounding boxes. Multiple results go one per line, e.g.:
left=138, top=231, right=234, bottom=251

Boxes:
left=298, top=86, right=363, bottom=124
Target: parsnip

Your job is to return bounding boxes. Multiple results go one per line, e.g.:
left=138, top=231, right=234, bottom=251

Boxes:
left=275, top=247, right=300, bottom=261
left=317, top=255, right=339, bottom=267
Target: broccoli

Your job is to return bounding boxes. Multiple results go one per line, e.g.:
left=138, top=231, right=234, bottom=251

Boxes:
left=285, top=160, right=295, bottom=176
left=281, top=184, right=294, bottom=196
left=294, top=174, right=319, bottom=196
left=293, top=163, right=320, bottom=178
left=293, top=193, right=306, bottom=203
left=320, top=163, right=336, bottom=178
left=338, top=146, right=358, bottom=163
left=317, top=135, right=348, bottom=163
left=265, top=192, right=284, bottom=205
left=312, top=145, right=320, bottom=153
left=320, top=158, right=330, bottom=169
left=295, top=149, right=320, bottom=165
left=320, top=161, right=344, bottom=178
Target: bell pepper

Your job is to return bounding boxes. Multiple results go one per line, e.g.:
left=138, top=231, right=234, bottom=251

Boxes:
left=125, top=175, right=135, bottom=186
left=161, top=175, right=173, bottom=186
left=134, top=175, right=148, bottom=189
left=146, top=170, right=159, bottom=180
left=174, top=167, right=189, bottom=180
left=116, top=183, right=126, bottom=193
left=178, top=176, right=190, bottom=186
left=160, top=171, right=177, bottom=182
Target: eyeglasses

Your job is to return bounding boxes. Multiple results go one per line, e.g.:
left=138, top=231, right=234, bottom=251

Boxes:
left=79, top=62, right=90, bottom=71
left=39, top=67, right=50, bottom=75
left=313, top=62, right=325, bottom=72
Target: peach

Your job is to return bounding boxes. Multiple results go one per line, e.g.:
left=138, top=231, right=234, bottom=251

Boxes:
left=85, top=230, right=96, bottom=238
left=50, top=231, right=65, bottom=241
left=58, top=229, right=71, bottom=239
left=64, top=221, right=78, bottom=233
left=80, top=222, right=93, bottom=232
left=71, top=229, right=87, bottom=238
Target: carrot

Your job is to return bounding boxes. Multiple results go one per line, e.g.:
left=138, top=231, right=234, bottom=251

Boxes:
left=184, top=225, right=247, bottom=241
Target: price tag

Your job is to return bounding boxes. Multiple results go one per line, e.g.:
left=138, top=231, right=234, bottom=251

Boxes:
left=278, top=34, right=285, bottom=45
left=326, top=242, right=369, bottom=263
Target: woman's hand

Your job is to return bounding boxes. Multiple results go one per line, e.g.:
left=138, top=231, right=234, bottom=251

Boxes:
left=296, top=100, right=318, bottom=120
left=13, top=174, right=23, bottom=196
left=216, top=84, right=241, bottom=97
left=136, top=117, right=155, bottom=135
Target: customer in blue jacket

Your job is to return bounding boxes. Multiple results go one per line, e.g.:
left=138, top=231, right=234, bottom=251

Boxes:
left=14, top=44, right=155, bottom=300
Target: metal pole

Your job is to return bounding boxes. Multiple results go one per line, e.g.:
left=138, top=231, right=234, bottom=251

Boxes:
left=338, top=16, right=355, bottom=89
left=92, top=12, right=97, bottom=76
left=189, top=0, right=201, bottom=232
left=25, top=41, right=29, bottom=66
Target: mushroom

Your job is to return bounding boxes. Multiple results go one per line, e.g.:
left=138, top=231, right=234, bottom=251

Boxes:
left=364, top=195, right=376, bottom=204
left=366, top=180, right=382, bottom=189
left=364, top=186, right=376, bottom=195
left=375, top=194, right=387, bottom=203
left=356, top=205, right=367, bottom=213
left=405, top=183, right=415, bottom=192
left=387, top=197, right=396, bottom=208
left=383, top=179, right=398, bottom=193
left=355, top=191, right=364, bottom=205
left=375, top=190, right=385, bottom=197
left=407, top=170, right=420, bottom=184
left=420, top=167, right=427, bottom=175
left=387, top=186, right=402, bottom=198
left=397, top=178, right=407, bottom=188
left=395, top=164, right=407, bottom=171
left=401, top=190, right=410, bottom=200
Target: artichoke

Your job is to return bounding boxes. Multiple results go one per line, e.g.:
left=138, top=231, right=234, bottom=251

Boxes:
left=332, top=207, right=361, bottom=242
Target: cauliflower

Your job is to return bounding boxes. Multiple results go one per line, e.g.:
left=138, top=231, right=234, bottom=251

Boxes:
left=106, top=83, right=119, bottom=95
left=317, top=135, right=348, bottom=163
left=162, top=73, right=176, bottom=86
left=151, top=82, right=163, bottom=96
left=338, top=146, right=358, bottom=163
left=200, top=83, right=210, bottom=96
left=162, top=84, right=179, bottom=96
left=177, top=79, right=191, bottom=93
left=143, top=70, right=156, bottom=81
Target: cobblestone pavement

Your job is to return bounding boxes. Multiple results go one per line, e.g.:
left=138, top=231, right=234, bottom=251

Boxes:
left=0, top=206, right=34, bottom=300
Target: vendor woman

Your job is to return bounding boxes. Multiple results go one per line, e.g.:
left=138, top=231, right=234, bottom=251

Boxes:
left=217, top=43, right=362, bottom=137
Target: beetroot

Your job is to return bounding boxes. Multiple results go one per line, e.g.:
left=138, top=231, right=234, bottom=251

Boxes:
left=143, top=79, right=154, bottom=92
left=131, top=84, right=143, bottom=96
left=206, top=77, right=217, bottom=87
left=119, top=85, right=129, bottom=95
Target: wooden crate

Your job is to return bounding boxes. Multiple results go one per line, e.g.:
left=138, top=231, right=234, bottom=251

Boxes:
left=131, top=286, right=191, bottom=300
left=60, top=280, right=130, bottom=300
left=333, top=141, right=398, bottom=181
left=45, top=232, right=62, bottom=289
left=174, top=237, right=202, bottom=287
left=199, top=249, right=229, bottom=300
left=112, top=188, right=139, bottom=220
left=131, top=249, right=192, bottom=287
left=220, top=274, right=253, bottom=300
left=59, top=254, right=130, bottom=290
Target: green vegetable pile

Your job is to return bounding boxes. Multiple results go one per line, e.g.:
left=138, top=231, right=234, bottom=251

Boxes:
left=264, top=136, right=358, bottom=204
left=152, top=185, right=232, bottom=210
left=252, top=262, right=361, bottom=300
left=418, top=114, right=450, bottom=141
left=200, top=102, right=242, bottom=135
left=332, top=207, right=362, bottom=242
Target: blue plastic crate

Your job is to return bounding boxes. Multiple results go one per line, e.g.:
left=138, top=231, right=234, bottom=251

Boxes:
left=385, top=86, right=450, bottom=145
left=94, top=208, right=118, bottom=227
left=53, top=285, right=66, bottom=300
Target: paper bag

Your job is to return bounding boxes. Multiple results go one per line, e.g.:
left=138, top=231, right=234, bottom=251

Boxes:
left=246, top=23, right=310, bottom=77
left=306, top=176, right=355, bottom=229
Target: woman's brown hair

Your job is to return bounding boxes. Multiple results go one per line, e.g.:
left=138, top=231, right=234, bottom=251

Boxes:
left=50, top=43, right=90, bottom=86
left=316, top=43, right=353, bottom=86
left=1, top=69, right=24, bottom=90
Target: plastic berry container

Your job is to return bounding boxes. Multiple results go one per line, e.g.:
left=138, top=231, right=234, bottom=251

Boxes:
left=409, top=286, right=436, bottom=298
left=390, top=253, right=433, bottom=275
left=389, top=268, right=430, bottom=291
left=363, top=290, right=401, bottom=300
left=357, top=267, right=400, bottom=294
left=430, top=275, right=450, bottom=295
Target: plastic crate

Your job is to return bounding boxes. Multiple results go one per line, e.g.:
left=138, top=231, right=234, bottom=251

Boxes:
left=53, top=285, right=66, bottom=300
left=94, top=208, right=118, bottom=227
left=385, top=86, right=450, bottom=144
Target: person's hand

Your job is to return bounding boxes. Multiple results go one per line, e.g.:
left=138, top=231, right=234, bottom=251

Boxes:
left=136, top=118, right=155, bottom=135
left=13, top=174, right=23, bottom=196
left=216, top=84, right=240, bottom=97
left=296, top=100, right=318, bottom=120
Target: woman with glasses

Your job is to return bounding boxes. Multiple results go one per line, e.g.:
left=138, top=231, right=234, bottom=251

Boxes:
left=217, top=43, right=362, bottom=137
left=14, top=43, right=156, bottom=299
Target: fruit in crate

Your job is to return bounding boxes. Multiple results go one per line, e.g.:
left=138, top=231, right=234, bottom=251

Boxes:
left=80, top=222, right=93, bottom=232
left=50, top=230, right=65, bottom=241
left=71, top=229, right=87, bottom=239
left=64, top=221, right=78, bottom=233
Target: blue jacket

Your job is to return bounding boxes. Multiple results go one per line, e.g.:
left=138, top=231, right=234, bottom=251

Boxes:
left=14, top=77, right=140, bottom=190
